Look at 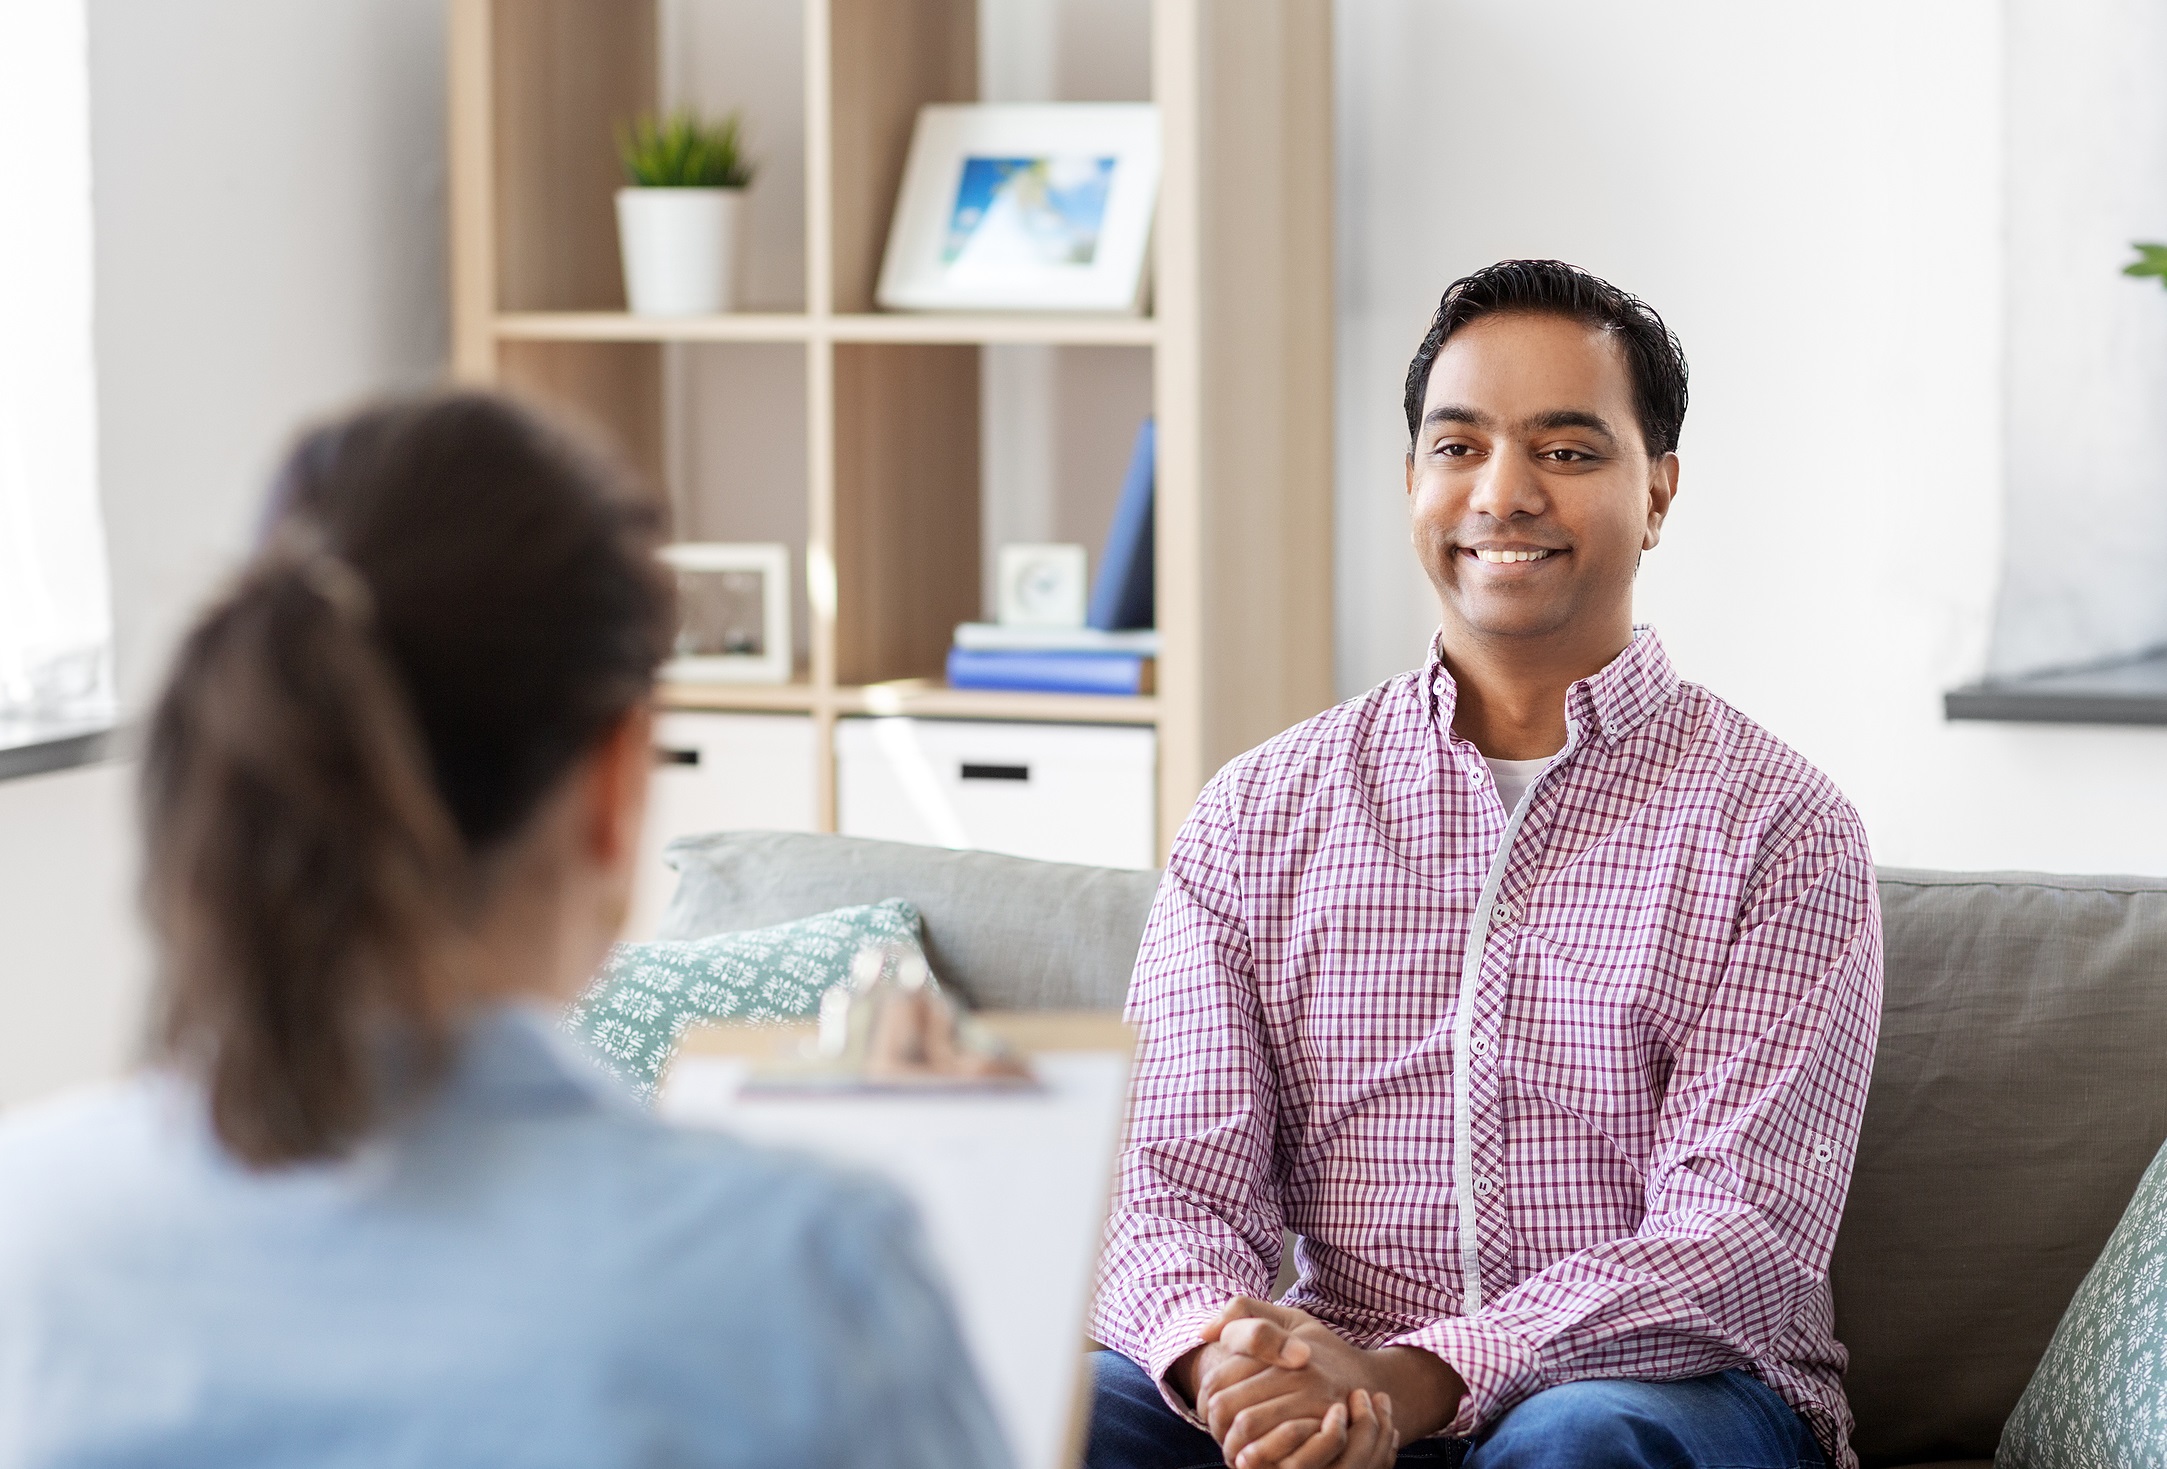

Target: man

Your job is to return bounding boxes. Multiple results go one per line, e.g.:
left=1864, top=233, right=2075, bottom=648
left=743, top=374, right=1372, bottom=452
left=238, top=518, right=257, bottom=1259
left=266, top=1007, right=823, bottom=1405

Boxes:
left=1087, top=260, right=1880, bottom=1469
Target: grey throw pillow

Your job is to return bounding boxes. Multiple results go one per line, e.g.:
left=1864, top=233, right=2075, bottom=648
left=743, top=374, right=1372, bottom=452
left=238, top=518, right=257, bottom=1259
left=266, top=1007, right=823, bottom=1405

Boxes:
left=1998, top=1130, right=2167, bottom=1467
left=565, top=899, right=925, bottom=1099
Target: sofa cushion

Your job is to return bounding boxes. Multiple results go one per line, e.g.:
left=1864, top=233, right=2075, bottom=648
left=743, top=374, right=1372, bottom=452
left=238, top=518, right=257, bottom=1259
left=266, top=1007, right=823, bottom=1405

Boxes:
left=1835, top=871, right=2167, bottom=1467
left=569, top=898, right=924, bottom=1098
left=659, top=831, right=1160, bottom=1012
left=1997, top=1130, right=2167, bottom=1467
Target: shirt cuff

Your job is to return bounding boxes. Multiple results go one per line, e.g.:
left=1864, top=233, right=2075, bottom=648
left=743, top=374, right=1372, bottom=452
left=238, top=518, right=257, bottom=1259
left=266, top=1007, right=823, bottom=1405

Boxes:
left=1388, top=1315, right=1546, bottom=1438
left=1143, top=1304, right=1228, bottom=1428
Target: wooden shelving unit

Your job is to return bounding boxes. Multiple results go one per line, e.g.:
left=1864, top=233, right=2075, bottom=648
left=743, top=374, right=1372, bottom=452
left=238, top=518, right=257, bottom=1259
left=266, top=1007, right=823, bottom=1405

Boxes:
left=448, top=0, right=1333, bottom=856
left=495, top=311, right=1162, bottom=346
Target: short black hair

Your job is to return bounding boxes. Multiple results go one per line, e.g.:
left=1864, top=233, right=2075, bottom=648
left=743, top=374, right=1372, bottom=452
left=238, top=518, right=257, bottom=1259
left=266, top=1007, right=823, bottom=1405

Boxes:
left=1403, top=260, right=1689, bottom=457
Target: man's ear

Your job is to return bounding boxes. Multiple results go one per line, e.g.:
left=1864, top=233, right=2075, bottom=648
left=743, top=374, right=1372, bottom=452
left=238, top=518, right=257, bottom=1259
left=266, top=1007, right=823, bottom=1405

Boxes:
left=1405, top=448, right=1416, bottom=500
left=1643, top=452, right=1681, bottom=551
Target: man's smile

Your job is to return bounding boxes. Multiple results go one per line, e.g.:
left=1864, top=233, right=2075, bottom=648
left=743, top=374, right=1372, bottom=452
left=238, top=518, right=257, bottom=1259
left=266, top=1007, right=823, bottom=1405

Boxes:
left=1459, top=543, right=1566, bottom=565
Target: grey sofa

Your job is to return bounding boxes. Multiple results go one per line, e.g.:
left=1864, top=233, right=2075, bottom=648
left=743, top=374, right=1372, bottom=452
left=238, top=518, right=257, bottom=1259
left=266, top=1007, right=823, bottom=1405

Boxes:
left=661, top=833, right=2167, bottom=1469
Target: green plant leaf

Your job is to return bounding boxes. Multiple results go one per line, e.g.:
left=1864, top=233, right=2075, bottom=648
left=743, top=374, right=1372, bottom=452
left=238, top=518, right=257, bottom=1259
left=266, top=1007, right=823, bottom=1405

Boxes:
left=616, top=107, right=755, bottom=188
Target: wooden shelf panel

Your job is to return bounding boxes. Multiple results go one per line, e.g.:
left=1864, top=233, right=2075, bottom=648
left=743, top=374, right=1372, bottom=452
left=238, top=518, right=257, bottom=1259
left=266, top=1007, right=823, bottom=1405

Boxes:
left=828, top=313, right=1161, bottom=346
left=497, top=312, right=814, bottom=343
left=834, top=681, right=1160, bottom=725
left=659, top=678, right=822, bottom=714
left=493, top=311, right=1159, bottom=347
left=659, top=678, right=1158, bottom=727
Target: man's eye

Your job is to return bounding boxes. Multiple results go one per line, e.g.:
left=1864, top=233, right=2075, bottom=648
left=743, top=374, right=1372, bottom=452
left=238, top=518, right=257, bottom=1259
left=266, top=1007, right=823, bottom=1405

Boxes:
left=1544, top=448, right=1592, bottom=463
left=1435, top=442, right=1474, bottom=458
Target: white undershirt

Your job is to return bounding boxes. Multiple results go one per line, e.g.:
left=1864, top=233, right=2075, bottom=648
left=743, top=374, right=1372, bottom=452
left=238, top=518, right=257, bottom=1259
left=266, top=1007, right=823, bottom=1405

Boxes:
left=1484, top=754, right=1553, bottom=814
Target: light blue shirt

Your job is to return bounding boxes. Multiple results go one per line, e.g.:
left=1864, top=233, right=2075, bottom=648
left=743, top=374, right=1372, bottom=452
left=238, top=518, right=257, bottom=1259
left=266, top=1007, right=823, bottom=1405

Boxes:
left=0, top=1006, right=1010, bottom=1469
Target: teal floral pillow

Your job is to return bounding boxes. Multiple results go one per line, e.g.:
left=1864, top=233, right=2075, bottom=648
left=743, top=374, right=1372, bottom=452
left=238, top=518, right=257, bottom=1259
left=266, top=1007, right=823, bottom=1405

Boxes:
left=566, top=899, right=925, bottom=1100
left=1998, top=1131, right=2167, bottom=1467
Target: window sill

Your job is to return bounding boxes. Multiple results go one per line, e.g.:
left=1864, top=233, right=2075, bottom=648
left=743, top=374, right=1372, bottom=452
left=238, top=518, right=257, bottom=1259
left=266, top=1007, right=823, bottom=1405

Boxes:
left=1945, top=650, right=2167, bottom=726
left=0, top=716, right=122, bottom=783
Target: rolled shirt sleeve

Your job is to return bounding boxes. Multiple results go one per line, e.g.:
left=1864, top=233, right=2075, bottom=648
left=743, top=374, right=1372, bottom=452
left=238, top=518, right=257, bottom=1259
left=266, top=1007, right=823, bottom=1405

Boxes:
left=1088, top=783, right=1286, bottom=1412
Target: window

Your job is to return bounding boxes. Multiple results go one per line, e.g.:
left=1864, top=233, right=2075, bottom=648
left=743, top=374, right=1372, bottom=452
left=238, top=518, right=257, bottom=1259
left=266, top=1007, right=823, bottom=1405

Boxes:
left=0, top=0, right=114, bottom=741
left=1950, top=0, right=2167, bottom=725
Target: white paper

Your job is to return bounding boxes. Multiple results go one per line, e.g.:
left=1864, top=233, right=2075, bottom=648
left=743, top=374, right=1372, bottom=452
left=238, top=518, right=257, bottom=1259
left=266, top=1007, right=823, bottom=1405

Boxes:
left=659, top=1050, right=1131, bottom=1469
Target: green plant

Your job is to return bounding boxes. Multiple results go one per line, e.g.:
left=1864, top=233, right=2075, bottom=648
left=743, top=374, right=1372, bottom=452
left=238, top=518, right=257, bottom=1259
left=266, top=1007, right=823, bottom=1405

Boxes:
left=2124, top=242, right=2167, bottom=288
left=616, top=108, right=754, bottom=189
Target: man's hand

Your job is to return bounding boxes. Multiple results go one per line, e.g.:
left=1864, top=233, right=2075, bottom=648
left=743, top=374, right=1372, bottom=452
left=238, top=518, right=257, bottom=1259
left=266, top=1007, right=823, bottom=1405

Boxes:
left=1172, top=1298, right=1464, bottom=1468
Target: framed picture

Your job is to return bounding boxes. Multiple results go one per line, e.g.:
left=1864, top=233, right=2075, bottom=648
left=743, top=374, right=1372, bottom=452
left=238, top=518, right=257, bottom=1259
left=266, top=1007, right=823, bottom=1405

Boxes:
left=659, top=542, right=792, bottom=684
left=875, top=103, right=1159, bottom=314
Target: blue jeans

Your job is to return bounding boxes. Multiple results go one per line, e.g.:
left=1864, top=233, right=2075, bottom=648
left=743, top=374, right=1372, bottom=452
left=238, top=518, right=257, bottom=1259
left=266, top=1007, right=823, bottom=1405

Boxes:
left=1083, top=1349, right=1827, bottom=1469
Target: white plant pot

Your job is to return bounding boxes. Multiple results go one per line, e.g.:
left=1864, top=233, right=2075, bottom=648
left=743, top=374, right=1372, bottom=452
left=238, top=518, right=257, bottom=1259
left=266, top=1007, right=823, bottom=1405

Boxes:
left=615, top=187, right=744, bottom=316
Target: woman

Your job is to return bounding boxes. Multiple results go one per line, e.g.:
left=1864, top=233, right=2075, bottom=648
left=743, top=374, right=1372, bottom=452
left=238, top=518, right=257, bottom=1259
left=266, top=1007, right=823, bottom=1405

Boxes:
left=0, top=394, right=1007, bottom=1468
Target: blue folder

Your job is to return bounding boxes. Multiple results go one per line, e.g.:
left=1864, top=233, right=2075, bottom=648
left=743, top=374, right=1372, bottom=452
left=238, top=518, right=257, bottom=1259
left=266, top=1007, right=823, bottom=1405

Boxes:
left=1087, top=419, right=1155, bottom=631
left=946, top=647, right=1152, bottom=696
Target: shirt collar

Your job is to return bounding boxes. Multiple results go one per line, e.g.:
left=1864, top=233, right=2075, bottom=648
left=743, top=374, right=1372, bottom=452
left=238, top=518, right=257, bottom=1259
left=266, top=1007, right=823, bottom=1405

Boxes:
left=1425, top=625, right=1680, bottom=751
left=435, top=1002, right=637, bottom=1117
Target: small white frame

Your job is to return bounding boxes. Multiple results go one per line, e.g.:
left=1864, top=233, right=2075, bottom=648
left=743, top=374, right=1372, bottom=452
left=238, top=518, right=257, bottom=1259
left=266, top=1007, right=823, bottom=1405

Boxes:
left=660, top=542, right=793, bottom=685
left=875, top=103, right=1160, bottom=314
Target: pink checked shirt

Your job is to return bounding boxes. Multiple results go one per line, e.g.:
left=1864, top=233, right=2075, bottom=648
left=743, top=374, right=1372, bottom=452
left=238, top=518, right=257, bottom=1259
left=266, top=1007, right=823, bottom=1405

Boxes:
left=1089, top=629, right=1882, bottom=1467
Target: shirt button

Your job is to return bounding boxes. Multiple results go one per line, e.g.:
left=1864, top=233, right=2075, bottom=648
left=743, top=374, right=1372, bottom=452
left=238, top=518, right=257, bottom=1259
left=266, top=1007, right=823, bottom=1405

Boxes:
left=1490, top=897, right=1521, bottom=929
left=1472, top=1174, right=1500, bottom=1199
left=1468, top=1035, right=1491, bottom=1058
left=1812, top=1141, right=1836, bottom=1164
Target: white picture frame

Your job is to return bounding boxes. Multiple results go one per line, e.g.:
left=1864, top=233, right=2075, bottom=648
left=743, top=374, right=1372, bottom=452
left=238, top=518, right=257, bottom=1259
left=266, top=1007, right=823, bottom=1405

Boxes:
left=875, top=103, right=1159, bottom=314
left=659, top=542, right=792, bottom=685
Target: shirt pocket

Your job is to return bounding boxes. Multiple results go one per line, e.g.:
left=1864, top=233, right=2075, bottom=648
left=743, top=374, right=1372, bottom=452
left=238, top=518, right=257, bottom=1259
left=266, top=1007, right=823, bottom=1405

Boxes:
left=1501, top=928, right=1675, bottom=1145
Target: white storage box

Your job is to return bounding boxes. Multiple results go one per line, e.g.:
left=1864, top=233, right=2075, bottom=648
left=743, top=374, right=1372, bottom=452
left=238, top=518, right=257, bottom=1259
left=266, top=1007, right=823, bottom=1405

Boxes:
left=632, top=711, right=819, bottom=937
left=835, top=718, right=1156, bottom=870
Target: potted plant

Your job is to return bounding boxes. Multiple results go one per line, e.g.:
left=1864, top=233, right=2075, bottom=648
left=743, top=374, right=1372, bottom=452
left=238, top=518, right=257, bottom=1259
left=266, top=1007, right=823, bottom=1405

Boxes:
left=614, top=109, right=755, bottom=316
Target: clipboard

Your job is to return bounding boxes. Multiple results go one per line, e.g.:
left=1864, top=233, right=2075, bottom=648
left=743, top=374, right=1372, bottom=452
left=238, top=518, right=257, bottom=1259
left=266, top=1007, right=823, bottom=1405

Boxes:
left=660, top=1013, right=1134, bottom=1469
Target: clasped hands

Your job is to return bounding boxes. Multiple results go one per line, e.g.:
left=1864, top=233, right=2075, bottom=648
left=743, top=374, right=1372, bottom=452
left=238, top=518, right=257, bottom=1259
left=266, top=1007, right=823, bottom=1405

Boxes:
left=1171, top=1297, right=1465, bottom=1469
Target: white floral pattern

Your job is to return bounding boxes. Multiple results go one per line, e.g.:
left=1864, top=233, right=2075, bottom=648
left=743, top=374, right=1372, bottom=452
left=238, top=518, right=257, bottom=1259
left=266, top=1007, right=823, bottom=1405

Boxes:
left=564, top=900, right=925, bottom=1100
left=1999, top=1133, right=2167, bottom=1468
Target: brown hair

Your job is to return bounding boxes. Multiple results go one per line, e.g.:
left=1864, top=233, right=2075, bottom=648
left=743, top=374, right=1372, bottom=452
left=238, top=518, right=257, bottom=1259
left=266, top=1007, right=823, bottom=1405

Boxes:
left=142, top=392, right=674, bottom=1166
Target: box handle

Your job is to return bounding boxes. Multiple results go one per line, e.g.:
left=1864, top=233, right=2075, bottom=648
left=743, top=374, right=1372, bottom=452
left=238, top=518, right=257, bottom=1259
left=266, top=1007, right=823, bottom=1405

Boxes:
left=959, top=762, right=1029, bottom=782
left=656, top=747, right=700, bottom=767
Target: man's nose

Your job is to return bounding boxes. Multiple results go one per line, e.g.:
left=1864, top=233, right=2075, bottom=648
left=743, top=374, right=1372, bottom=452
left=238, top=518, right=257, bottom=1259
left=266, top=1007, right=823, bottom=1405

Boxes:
left=1467, top=449, right=1546, bottom=521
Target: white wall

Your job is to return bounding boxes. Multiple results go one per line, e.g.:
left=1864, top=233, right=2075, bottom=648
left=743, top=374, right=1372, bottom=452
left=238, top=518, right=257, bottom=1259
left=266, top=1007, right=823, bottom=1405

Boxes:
left=1334, top=0, right=2167, bottom=876
left=0, top=762, right=147, bottom=1107
left=88, top=0, right=448, bottom=712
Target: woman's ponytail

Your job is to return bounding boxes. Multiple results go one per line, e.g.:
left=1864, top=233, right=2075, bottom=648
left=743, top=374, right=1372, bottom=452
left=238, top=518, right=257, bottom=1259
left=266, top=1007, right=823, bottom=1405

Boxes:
left=144, top=540, right=467, bottom=1165
left=141, top=394, right=672, bottom=1167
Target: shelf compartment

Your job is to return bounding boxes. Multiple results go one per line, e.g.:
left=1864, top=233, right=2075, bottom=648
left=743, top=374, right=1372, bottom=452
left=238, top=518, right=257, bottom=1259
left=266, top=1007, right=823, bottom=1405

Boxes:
left=831, top=341, right=981, bottom=685
left=827, top=0, right=977, bottom=313
left=490, top=0, right=656, bottom=313
left=496, top=338, right=665, bottom=500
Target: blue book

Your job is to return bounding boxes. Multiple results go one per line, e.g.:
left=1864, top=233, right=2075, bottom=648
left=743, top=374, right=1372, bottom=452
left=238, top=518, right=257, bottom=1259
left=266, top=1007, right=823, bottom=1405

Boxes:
left=946, top=647, right=1154, bottom=696
left=1087, top=418, right=1155, bottom=631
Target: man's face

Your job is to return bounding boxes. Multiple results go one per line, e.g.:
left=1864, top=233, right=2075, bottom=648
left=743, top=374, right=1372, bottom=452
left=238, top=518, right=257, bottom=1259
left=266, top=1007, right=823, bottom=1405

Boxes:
left=1404, top=311, right=1678, bottom=649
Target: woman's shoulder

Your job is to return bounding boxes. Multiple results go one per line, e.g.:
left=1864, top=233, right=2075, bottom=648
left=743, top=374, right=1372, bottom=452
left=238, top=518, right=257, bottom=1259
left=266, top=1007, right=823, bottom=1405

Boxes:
left=0, top=1073, right=193, bottom=1216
